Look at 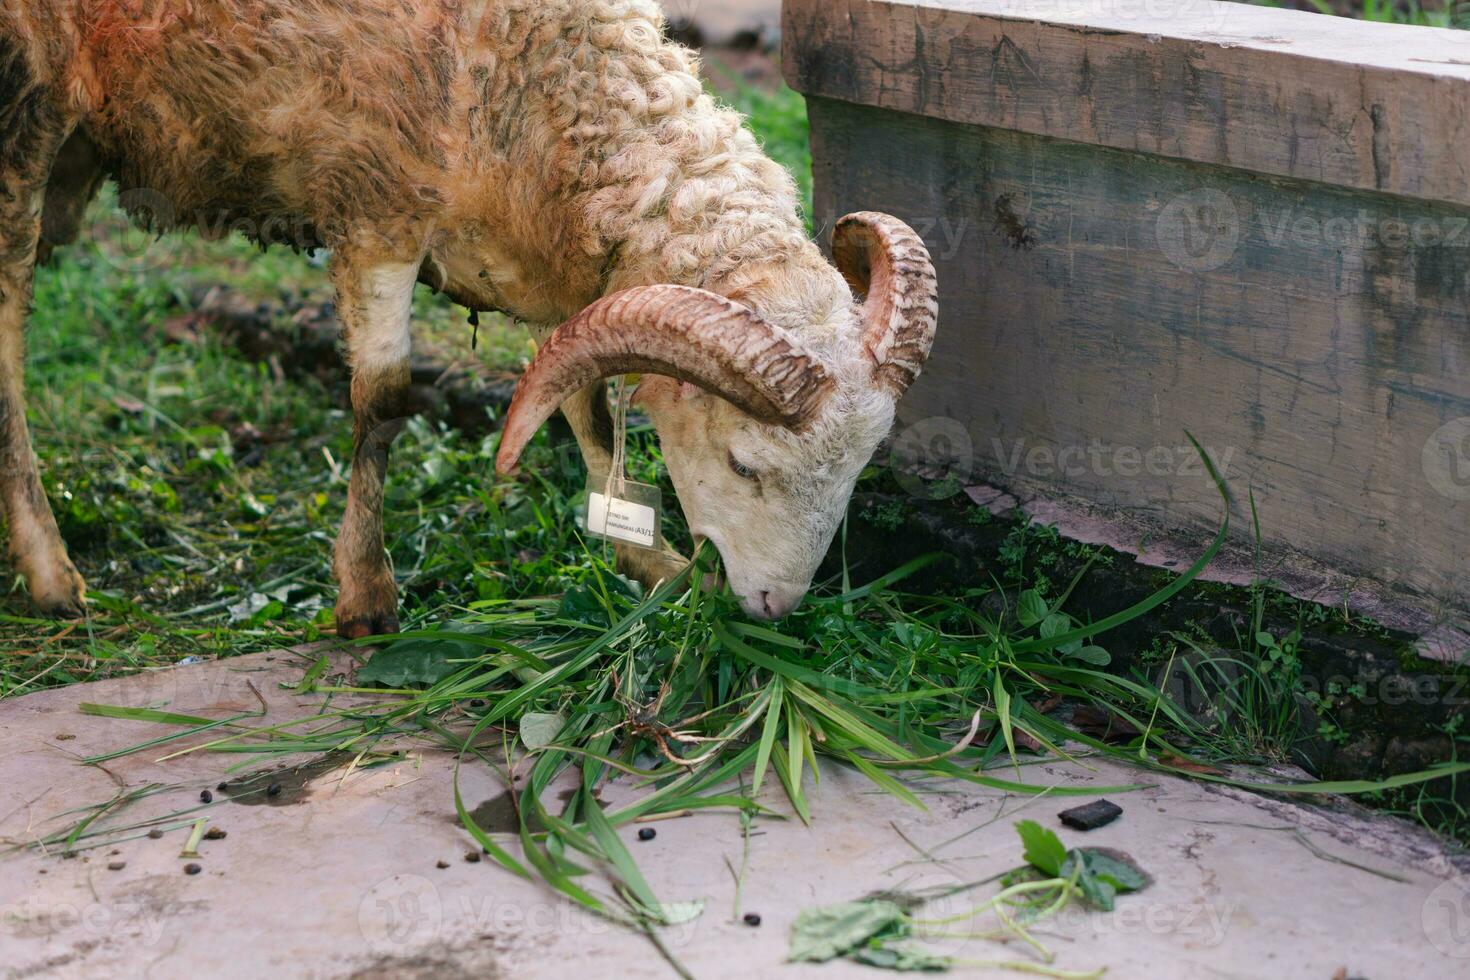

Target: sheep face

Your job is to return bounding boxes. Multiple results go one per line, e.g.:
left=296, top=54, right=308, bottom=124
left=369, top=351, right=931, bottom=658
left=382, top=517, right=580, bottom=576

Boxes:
left=637, top=369, right=895, bottom=620
left=493, top=213, right=937, bottom=621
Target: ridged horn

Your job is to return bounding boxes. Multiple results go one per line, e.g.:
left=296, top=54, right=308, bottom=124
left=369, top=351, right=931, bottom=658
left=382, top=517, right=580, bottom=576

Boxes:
left=496, top=285, right=834, bottom=473
left=832, top=212, right=939, bottom=396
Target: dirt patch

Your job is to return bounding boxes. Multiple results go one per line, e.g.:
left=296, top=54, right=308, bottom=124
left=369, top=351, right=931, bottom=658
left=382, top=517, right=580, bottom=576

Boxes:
left=171, top=287, right=520, bottom=441
left=219, top=751, right=359, bottom=807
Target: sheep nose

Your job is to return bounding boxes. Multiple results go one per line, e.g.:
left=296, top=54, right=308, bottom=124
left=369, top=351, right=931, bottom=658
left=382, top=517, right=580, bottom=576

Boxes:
left=748, top=588, right=802, bottom=621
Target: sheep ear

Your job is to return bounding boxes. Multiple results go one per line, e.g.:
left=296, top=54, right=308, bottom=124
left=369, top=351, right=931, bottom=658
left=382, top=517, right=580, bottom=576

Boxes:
left=832, top=212, right=939, bottom=397
left=495, top=286, right=834, bottom=474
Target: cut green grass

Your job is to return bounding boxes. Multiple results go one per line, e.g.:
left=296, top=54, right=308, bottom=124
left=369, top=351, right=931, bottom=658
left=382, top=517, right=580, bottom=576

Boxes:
left=39, top=467, right=1470, bottom=976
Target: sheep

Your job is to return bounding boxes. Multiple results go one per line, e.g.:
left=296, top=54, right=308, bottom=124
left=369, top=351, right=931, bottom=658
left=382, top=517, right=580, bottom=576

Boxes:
left=0, top=0, right=937, bottom=632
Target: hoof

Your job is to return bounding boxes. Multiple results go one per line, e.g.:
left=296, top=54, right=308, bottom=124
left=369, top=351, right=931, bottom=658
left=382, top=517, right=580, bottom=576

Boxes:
left=335, top=613, right=401, bottom=640
left=26, top=561, right=87, bottom=620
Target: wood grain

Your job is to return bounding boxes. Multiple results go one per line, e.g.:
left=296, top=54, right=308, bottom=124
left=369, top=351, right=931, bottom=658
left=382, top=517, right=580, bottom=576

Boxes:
left=784, top=0, right=1470, bottom=210
left=805, top=93, right=1469, bottom=624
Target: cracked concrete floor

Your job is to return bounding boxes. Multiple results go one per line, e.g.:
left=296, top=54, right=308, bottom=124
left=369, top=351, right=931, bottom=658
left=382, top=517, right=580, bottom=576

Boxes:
left=3, top=647, right=1469, bottom=979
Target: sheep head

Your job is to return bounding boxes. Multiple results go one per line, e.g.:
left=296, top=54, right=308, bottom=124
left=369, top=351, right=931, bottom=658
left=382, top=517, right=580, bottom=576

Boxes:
left=496, top=213, right=938, bottom=620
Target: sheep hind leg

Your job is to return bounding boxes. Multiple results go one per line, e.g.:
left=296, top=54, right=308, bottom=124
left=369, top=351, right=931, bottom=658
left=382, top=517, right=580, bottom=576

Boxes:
left=330, top=258, right=418, bottom=639
left=559, top=381, right=692, bottom=591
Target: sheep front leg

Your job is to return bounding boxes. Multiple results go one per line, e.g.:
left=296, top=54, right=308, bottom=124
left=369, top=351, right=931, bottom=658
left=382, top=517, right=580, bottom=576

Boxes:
left=0, top=97, right=86, bottom=616
left=559, top=381, right=691, bottom=590
left=330, top=258, right=418, bottom=638
left=0, top=211, right=86, bottom=617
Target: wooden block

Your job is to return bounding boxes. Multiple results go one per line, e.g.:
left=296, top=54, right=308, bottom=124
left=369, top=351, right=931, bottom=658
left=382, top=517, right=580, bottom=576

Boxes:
left=784, top=0, right=1470, bottom=210
left=804, top=93, right=1469, bottom=628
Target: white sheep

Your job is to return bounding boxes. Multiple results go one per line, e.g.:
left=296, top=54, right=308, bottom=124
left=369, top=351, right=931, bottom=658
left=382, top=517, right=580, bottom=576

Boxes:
left=0, top=0, right=936, bottom=630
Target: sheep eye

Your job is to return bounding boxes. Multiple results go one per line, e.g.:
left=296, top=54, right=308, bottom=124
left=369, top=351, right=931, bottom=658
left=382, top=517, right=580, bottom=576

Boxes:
left=728, top=451, right=758, bottom=481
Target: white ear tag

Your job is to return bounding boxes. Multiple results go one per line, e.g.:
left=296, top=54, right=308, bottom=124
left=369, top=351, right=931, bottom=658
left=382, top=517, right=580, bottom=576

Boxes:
left=580, top=376, right=662, bottom=551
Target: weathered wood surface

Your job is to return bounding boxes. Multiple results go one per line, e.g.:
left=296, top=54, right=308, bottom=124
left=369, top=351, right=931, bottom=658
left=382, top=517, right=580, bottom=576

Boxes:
left=784, top=1, right=1470, bottom=638
left=784, top=0, right=1470, bottom=210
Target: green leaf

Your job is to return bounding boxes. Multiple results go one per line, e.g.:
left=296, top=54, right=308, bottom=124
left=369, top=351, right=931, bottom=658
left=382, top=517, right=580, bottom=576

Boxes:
left=852, top=942, right=951, bottom=972
left=357, top=635, right=479, bottom=688
left=788, top=900, right=909, bottom=962
left=993, top=674, right=1015, bottom=761
left=79, top=704, right=223, bottom=727
left=581, top=792, right=663, bottom=914
left=751, top=677, right=784, bottom=796
left=1016, top=819, right=1067, bottom=877
left=1068, top=645, right=1112, bottom=666
left=519, top=712, right=565, bottom=750
left=556, top=575, right=642, bottom=625
left=1017, top=589, right=1048, bottom=627
left=1039, top=612, right=1072, bottom=639
left=1060, top=847, right=1150, bottom=911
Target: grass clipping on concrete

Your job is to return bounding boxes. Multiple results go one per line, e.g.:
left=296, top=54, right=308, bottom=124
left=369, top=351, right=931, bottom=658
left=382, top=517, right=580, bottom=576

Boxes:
left=50, top=439, right=1470, bottom=978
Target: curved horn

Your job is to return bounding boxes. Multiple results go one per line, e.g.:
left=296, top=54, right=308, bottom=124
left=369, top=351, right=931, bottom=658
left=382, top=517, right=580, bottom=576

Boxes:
left=496, top=285, right=833, bottom=474
left=832, top=212, right=939, bottom=396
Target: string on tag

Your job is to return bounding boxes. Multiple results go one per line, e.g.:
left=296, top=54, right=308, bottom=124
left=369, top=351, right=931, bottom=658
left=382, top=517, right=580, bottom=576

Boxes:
left=604, top=375, right=631, bottom=504
left=583, top=375, right=662, bottom=552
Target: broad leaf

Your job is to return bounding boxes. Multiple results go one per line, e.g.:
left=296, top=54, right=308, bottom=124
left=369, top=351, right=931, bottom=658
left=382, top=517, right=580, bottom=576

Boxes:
left=789, top=900, right=908, bottom=963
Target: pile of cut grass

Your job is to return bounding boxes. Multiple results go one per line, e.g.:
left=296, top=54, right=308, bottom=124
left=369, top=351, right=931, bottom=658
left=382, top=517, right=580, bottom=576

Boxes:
left=54, top=461, right=1470, bottom=974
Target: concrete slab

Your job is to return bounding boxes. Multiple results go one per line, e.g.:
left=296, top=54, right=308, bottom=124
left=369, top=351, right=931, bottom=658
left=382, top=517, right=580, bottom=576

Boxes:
left=3, top=649, right=1469, bottom=979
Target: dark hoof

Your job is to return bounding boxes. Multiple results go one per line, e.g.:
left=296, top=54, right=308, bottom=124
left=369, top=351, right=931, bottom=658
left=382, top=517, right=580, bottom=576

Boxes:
left=34, top=595, right=85, bottom=620
left=335, top=613, right=400, bottom=640
left=27, top=563, right=88, bottom=620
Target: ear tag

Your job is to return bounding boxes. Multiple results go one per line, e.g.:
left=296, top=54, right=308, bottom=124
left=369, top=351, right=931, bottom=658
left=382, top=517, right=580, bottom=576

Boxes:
left=581, top=377, right=662, bottom=551
left=583, top=470, right=661, bottom=549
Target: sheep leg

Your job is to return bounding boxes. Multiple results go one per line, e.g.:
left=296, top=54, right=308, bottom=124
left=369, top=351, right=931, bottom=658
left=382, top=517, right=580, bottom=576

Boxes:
left=0, top=46, right=87, bottom=618
left=330, top=259, right=418, bottom=639
left=559, top=381, right=692, bottom=590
